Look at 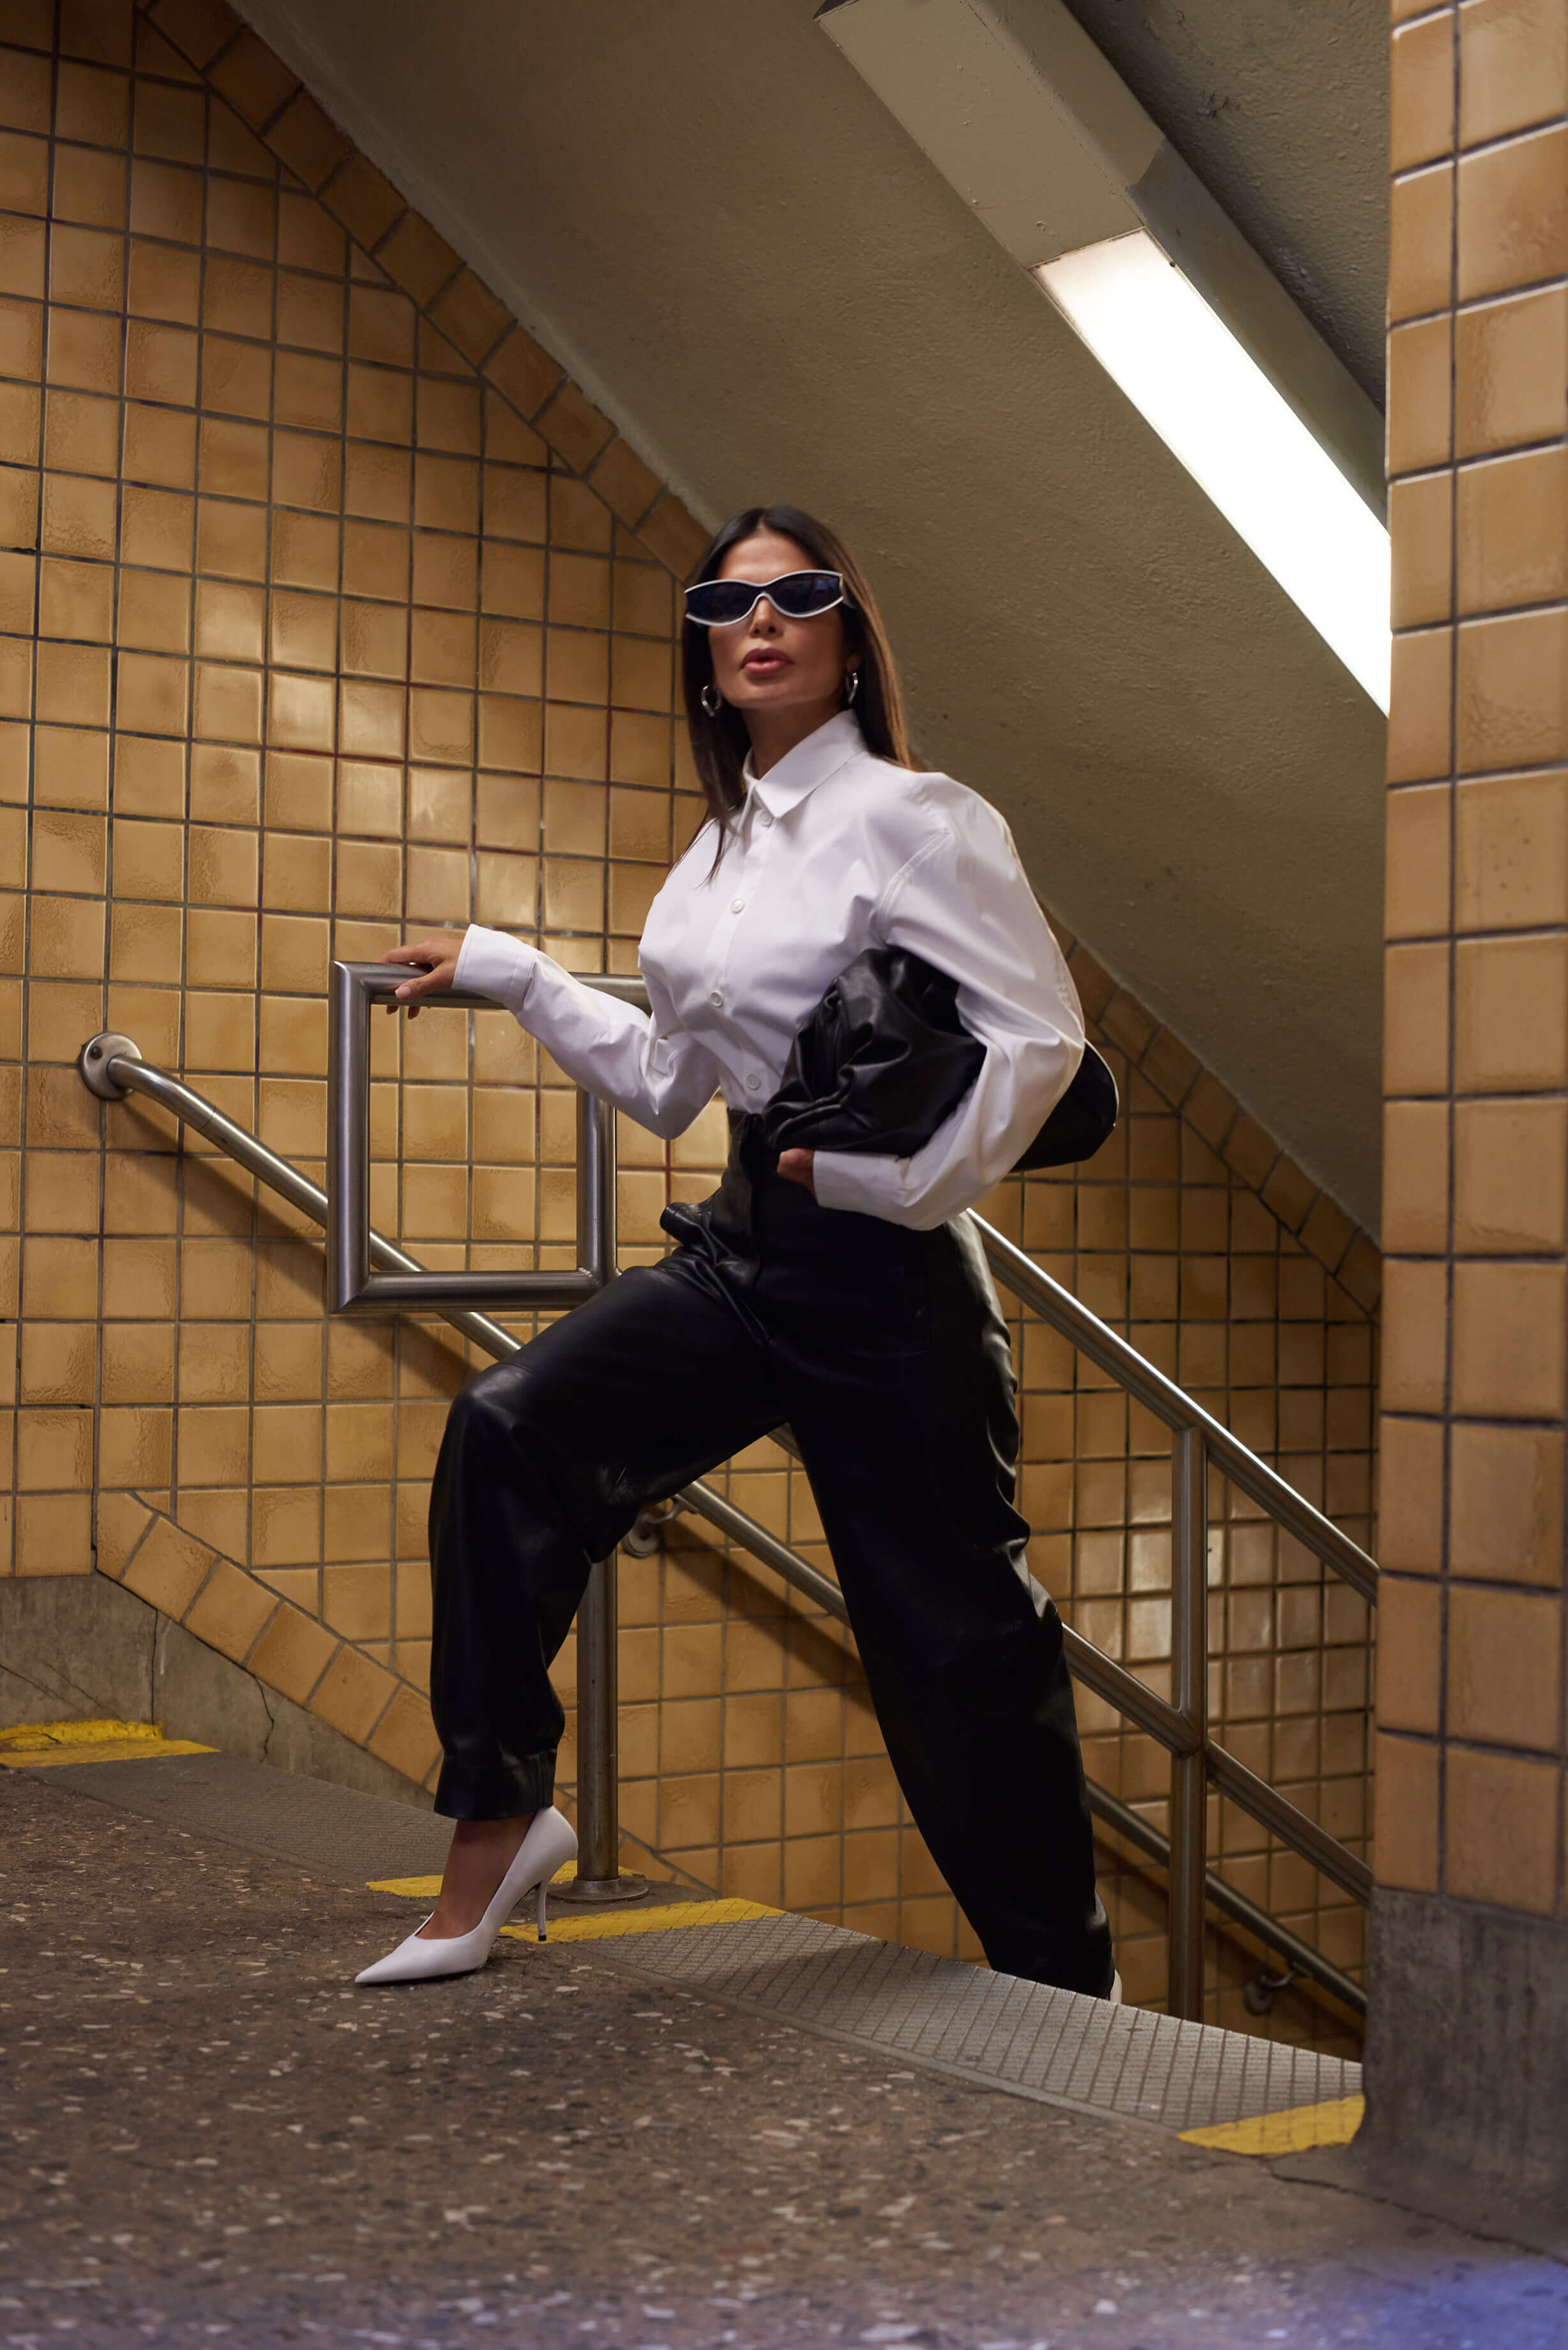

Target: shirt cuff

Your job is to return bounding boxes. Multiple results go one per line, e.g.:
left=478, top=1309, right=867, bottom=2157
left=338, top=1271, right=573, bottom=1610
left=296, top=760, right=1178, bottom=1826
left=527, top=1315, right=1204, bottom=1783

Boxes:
left=453, top=923, right=539, bottom=1012
left=811, top=1149, right=905, bottom=1218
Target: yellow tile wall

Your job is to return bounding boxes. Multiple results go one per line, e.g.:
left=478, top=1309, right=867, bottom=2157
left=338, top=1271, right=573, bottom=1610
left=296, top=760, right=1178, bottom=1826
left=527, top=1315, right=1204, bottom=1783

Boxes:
left=2, top=0, right=1378, bottom=2046
left=1382, top=0, right=1568, bottom=1926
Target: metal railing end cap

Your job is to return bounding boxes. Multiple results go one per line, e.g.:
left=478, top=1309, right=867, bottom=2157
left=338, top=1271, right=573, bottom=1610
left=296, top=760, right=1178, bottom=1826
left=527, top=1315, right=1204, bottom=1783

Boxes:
left=78, top=1031, right=142, bottom=1102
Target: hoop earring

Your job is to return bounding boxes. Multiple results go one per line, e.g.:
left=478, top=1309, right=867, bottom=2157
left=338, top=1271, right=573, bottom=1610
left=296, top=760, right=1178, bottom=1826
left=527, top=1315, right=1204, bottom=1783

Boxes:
left=700, top=682, right=723, bottom=718
left=843, top=668, right=861, bottom=706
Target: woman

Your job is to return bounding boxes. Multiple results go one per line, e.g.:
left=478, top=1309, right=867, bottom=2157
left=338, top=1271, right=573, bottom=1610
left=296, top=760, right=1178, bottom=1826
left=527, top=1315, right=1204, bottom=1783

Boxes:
left=359, top=505, right=1115, bottom=2000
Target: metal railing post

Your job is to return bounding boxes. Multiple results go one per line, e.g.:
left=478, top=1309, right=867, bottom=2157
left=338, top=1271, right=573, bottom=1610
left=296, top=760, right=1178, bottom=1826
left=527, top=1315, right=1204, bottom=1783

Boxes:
left=559, top=1552, right=640, bottom=1897
left=1167, top=1426, right=1209, bottom=2020
left=557, top=1095, right=646, bottom=1902
left=576, top=1083, right=609, bottom=1278
left=326, top=957, right=371, bottom=1315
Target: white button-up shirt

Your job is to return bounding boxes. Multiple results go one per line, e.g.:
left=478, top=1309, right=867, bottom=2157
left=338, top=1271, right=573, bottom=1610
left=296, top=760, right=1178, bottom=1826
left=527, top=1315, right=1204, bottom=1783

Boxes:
left=453, top=711, right=1083, bottom=1230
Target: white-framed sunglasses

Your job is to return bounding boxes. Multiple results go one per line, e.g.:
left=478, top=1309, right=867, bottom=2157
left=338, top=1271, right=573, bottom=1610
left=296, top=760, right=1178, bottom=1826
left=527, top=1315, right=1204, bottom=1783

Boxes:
left=684, top=569, right=854, bottom=628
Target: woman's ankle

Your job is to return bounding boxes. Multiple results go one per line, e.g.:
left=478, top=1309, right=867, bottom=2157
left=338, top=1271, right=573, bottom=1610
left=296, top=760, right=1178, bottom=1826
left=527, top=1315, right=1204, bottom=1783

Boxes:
left=450, top=1812, right=534, bottom=1851
left=419, top=1813, right=536, bottom=1939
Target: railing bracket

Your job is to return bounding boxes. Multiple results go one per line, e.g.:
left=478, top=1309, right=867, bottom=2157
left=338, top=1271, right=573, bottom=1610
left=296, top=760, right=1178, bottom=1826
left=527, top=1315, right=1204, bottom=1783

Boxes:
left=1243, top=1960, right=1306, bottom=2017
left=78, top=1031, right=141, bottom=1102
left=622, top=1497, right=689, bottom=1558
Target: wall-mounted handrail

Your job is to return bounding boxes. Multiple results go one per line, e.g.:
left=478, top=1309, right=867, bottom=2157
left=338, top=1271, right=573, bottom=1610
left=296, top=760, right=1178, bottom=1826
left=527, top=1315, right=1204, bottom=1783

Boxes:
left=684, top=1473, right=1370, bottom=1907
left=628, top=1474, right=1366, bottom=2019
left=976, top=1220, right=1380, bottom=1605
left=83, top=1022, right=1375, bottom=2023
left=77, top=1032, right=520, bottom=1361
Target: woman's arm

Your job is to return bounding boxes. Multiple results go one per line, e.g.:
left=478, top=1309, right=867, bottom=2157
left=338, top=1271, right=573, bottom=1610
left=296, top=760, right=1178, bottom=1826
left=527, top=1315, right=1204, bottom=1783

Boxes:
left=381, top=927, right=724, bottom=1140
left=808, top=795, right=1083, bottom=1229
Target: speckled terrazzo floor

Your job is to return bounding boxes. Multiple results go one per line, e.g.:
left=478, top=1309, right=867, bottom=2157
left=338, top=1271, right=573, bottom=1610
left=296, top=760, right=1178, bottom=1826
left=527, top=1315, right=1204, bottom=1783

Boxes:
left=28, top=1750, right=1359, bottom=2137
left=3, top=1759, right=1565, bottom=2349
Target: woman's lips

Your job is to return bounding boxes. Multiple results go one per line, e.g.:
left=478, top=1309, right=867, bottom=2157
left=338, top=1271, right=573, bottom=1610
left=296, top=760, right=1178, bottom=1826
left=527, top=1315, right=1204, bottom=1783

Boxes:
left=742, top=653, right=790, bottom=674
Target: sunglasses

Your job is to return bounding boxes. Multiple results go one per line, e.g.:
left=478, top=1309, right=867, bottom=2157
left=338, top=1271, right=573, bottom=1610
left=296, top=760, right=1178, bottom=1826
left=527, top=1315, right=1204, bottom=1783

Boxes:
left=684, top=570, right=854, bottom=628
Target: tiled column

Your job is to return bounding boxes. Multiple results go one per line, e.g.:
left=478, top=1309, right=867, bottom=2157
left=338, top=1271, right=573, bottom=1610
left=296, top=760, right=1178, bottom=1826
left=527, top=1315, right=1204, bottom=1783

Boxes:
left=1371, top=0, right=1568, bottom=2210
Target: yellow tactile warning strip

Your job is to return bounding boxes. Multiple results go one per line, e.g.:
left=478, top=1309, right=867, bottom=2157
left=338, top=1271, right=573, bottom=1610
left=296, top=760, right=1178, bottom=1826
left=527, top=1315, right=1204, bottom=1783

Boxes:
left=368, top=1869, right=778, bottom=1946
left=501, top=1899, right=778, bottom=1944
left=0, top=1720, right=215, bottom=1769
left=1179, top=2095, right=1365, bottom=2155
left=366, top=1863, right=584, bottom=1899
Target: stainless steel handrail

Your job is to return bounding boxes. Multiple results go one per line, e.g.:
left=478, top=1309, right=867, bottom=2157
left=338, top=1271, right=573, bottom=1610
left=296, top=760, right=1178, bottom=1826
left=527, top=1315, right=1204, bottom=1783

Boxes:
left=84, top=1025, right=1375, bottom=2022
left=77, top=1033, right=522, bottom=1360
left=976, top=1220, right=1380, bottom=1604
left=327, top=961, right=645, bottom=1314
left=691, top=1476, right=1368, bottom=2017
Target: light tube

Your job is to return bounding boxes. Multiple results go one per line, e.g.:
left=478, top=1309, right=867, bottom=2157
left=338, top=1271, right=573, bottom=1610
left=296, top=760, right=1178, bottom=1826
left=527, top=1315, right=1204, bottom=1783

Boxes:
left=1037, top=231, right=1390, bottom=711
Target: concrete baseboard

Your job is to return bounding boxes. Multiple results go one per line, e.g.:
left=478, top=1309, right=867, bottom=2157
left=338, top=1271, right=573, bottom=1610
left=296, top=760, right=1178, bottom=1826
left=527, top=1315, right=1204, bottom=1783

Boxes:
left=0, top=1572, right=432, bottom=1816
left=1291, top=1885, right=1568, bottom=2255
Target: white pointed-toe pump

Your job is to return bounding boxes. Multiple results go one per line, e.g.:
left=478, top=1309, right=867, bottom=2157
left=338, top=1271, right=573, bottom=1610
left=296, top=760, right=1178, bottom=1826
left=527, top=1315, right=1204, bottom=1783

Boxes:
left=355, top=1805, right=579, bottom=1986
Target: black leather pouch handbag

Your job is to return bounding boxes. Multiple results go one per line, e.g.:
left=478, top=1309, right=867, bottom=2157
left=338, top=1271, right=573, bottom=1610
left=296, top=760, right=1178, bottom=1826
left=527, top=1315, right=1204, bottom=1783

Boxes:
left=760, top=946, right=1117, bottom=1173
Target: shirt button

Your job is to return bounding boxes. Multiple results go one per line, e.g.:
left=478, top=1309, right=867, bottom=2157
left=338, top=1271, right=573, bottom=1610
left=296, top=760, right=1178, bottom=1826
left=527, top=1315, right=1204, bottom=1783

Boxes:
left=709, top=989, right=724, bottom=1008
left=730, top=896, right=745, bottom=914
left=745, top=1072, right=761, bottom=1092
left=760, top=810, right=774, bottom=829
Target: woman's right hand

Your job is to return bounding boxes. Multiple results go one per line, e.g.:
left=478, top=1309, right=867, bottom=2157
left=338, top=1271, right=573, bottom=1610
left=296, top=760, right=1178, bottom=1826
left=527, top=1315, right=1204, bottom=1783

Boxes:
left=379, top=933, right=466, bottom=1018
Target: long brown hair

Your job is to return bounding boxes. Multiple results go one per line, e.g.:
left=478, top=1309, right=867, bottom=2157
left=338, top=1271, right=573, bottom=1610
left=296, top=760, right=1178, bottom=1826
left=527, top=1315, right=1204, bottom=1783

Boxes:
left=681, top=506, right=912, bottom=849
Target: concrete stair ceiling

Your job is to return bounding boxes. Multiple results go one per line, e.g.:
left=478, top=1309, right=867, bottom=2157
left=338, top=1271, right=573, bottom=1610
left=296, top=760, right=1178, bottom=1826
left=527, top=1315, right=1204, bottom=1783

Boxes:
left=238, top=0, right=1389, bottom=1232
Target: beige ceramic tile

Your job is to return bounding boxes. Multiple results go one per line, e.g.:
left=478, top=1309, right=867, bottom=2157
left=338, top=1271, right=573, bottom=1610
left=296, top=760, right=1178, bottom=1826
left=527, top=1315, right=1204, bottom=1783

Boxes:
left=1445, top=1745, right=1558, bottom=1908
left=1452, top=1096, right=1568, bottom=1252
left=1456, top=122, right=1568, bottom=303
left=1459, top=0, right=1568, bottom=148
left=1449, top=1584, right=1562, bottom=1750
left=1373, top=1732, right=1441, bottom=1892
left=1387, top=626, right=1454, bottom=784
left=1377, top=1575, right=1443, bottom=1736
left=1383, top=1098, right=1450, bottom=1254
left=1386, top=782, right=1452, bottom=939
left=1391, top=160, right=1456, bottom=326
left=1391, top=469, right=1454, bottom=628
left=1449, top=1421, right=1564, bottom=1584
left=1454, top=932, right=1568, bottom=1089
left=1456, top=446, right=1568, bottom=612
left=1378, top=1258, right=1449, bottom=1414
left=1456, top=609, right=1568, bottom=773
left=1451, top=1259, right=1566, bottom=1416
left=1454, top=286, right=1568, bottom=455
left=121, top=1512, right=215, bottom=1619
left=1384, top=939, right=1451, bottom=1095
left=1457, top=761, right=1568, bottom=925
left=183, top=1556, right=275, bottom=1665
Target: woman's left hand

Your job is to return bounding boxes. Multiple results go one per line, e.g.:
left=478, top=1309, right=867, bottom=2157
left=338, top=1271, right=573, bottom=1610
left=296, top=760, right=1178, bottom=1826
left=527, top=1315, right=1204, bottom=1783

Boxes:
left=776, top=1149, right=816, bottom=1198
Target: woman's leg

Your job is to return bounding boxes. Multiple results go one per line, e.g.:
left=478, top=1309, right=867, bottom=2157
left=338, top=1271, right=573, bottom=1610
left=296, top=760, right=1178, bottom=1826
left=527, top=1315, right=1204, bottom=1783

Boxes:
left=422, top=1254, right=783, bottom=1930
left=780, top=1215, right=1114, bottom=1995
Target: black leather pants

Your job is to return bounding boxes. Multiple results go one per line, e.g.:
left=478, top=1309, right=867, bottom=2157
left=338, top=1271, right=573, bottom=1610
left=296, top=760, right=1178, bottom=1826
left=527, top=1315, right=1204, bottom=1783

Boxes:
left=428, top=1116, right=1113, bottom=1994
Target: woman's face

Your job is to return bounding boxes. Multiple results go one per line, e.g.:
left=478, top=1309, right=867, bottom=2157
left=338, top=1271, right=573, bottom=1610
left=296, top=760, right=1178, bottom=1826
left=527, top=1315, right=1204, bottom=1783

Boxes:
left=704, top=529, right=855, bottom=724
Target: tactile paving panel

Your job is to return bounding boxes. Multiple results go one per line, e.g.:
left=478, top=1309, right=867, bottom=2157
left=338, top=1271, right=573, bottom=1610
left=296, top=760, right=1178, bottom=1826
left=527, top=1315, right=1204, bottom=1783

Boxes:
left=586, top=1909, right=1361, bottom=2134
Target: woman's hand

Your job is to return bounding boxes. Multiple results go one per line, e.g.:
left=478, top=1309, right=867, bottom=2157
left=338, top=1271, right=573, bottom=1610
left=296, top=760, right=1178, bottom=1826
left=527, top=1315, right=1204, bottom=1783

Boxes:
left=380, top=934, right=465, bottom=1018
left=776, top=1148, right=816, bottom=1198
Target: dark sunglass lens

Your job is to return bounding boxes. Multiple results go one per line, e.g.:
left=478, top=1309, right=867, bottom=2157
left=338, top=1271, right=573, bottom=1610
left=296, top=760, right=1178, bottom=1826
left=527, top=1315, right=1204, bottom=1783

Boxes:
left=685, top=581, right=755, bottom=626
left=771, top=571, right=841, bottom=618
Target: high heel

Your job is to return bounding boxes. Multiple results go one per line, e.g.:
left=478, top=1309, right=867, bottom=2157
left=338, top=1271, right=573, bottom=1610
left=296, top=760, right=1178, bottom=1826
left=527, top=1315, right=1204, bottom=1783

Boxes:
left=354, top=1805, right=578, bottom=1985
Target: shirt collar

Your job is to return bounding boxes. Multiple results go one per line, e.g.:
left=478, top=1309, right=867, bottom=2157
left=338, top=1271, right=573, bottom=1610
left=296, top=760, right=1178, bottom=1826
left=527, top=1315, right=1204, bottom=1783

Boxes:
left=743, top=709, right=867, bottom=821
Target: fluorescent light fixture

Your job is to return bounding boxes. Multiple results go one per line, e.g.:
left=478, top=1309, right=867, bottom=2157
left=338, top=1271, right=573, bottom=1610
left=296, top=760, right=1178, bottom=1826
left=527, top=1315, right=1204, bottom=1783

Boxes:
left=1037, top=231, right=1390, bottom=711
